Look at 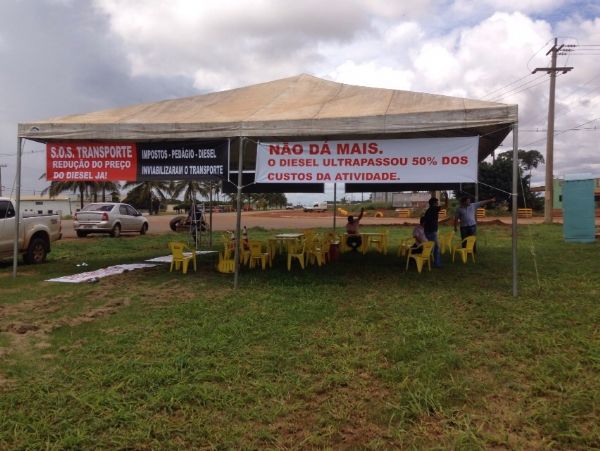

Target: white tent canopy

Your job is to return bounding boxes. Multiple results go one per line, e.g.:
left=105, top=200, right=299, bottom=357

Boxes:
left=19, top=74, right=516, bottom=157
left=16, top=74, right=519, bottom=295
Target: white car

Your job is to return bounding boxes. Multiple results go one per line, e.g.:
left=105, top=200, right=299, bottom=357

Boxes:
left=0, top=197, right=62, bottom=263
left=303, top=201, right=328, bottom=212
left=74, top=203, right=148, bottom=238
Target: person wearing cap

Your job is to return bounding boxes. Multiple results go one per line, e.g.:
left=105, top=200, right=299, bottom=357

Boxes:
left=346, top=208, right=364, bottom=251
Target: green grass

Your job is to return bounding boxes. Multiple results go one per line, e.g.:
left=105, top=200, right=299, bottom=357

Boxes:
left=0, top=224, right=598, bottom=449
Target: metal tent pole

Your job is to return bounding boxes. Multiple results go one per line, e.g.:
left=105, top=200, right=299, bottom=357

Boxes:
left=12, top=137, right=23, bottom=278
left=208, top=186, right=213, bottom=248
left=233, top=137, right=244, bottom=289
left=512, top=121, right=519, bottom=297
left=475, top=167, right=479, bottom=202
left=193, top=197, right=199, bottom=250
left=333, top=183, right=337, bottom=231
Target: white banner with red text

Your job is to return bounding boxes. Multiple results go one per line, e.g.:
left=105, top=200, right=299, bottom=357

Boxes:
left=255, top=137, right=479, bottom=184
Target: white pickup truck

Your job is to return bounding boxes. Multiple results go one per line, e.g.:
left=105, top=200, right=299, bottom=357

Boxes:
left=0, top=197, right=62, bottom=264
left=303, top=201, right=328, bottom=212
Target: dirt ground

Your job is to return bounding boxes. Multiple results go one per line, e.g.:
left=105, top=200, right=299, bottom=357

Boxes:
left=59, top=209, right=564, bottom=239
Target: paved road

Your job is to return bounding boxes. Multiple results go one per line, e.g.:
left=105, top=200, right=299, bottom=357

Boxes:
left=59, top=211, right=562, bottom=239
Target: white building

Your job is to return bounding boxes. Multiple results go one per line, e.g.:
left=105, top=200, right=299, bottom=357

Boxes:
left=371, top=192, right=434, bottom=209
left=19, top=196, right=73, bottom=218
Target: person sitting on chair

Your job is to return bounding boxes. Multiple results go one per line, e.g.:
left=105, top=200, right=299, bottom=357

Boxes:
left=346, top=208, right=364, bottom=251
left=411, top=216, right=428, bottom=253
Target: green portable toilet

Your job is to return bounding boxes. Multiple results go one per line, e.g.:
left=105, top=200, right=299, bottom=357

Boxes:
left=562, top=173, right=596, bottom=243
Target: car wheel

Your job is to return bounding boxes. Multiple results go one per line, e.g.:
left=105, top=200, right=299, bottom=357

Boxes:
left=24, top=237, right=48, bottom=264
left=76, top=230, right=87, bottom=238
left=111, top=224, right=121, bottom=238
left=140, top=223, right=148, bottom=235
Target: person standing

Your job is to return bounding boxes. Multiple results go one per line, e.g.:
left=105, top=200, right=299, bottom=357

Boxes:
left=454, top=196, right=495, bottom=243
left=346, top=208, right=364, bottom=252
left=152, top=196, right=160, bottom=215
left=423, top=197, right=442, bottom=267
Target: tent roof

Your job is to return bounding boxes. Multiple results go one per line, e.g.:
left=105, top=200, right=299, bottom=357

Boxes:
left=19, top=74, right=516, bottom=158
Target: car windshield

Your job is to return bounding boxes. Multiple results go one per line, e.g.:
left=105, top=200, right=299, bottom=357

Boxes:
left=82, top=204, right=114, bottom=212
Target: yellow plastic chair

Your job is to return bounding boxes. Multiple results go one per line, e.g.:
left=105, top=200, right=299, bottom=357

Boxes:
left=453, top=236, right=477, bottom=264
left=220, top=233, right=236, bottom=259
left=439, top=230, right=455, bottom=255
left=368, top=230, right=388, bottom=254
left=340, top=234, right=352, bottom=253
left=406, top=241, right=434, bottom=273
left=222, top=231, right=234, bottom=246
left=216, top=252, right=235, bottom=273
left=303, top=229, right=316, bottom=243
left=168, top=241, right=197, bottom=274
left=306, top=235, right=328, bottom=267
left=287, top=238, right=306, bottom=271
left=267, top=238, right=280, bottom=261
left=397, top=237, right=415, bottom=257
left=325, top=231, right=339, bottom=243
left=248, top=240, right=271, bottom=270
left=239, top=241, right=252, bottom=266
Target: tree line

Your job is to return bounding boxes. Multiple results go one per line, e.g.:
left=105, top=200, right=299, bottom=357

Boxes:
left=40, top=178, right=289, bottom=212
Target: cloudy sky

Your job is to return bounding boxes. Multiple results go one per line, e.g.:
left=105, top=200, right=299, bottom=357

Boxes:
left=0, top=0, right=599, bottom=203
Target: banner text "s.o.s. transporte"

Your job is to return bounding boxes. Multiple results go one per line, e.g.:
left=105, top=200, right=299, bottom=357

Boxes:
left=46, top=142, right=137, bottom=181
left=255, top=137, right=479, bottom=184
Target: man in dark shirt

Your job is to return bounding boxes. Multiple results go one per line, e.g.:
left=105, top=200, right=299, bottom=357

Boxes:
left=423, top=197, right=442, bottom=267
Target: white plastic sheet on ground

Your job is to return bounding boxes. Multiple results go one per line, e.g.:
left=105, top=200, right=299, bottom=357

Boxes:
left=145, top=250, right=218, bottom=263
left=46, top=264, right=157, bottom=283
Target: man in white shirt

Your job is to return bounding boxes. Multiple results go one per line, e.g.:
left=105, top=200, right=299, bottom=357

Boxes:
left=454, top=196, right=495, bottom=244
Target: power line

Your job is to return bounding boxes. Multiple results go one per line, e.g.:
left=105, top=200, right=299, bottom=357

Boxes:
left=480, top=39, right=557, bottom=101
left=0, top=148, right=45, bottom=157
left=481, top=73, right=536, bottom=99
left=488, top=74, right=551, bottom=102
left=563, top=44, right=600, bottom=47
left=520, top=127, right=599, bottom=132
left=521, top=117, right=600, bottom=147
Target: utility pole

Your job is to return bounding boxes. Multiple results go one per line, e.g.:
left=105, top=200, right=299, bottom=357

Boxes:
left=533, top=38, right=573, bottom=224
left=0, top=164, right=7, bottom=197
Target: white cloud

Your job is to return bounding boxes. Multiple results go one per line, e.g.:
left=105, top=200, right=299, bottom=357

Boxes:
left=451, top=0, right=567, bottom=19
left=93, top=0, right=374, bottom=84
left=384, top=22, right=425, bottom=46
left=484, top=0, right=567, bottom=13
left=326, top=61, right=414, bottom=90
left=362, top=0, right=444, bottom=20
left=413, top=40, right=463, bottom=90
left=1, top=0, right=600, bottom=197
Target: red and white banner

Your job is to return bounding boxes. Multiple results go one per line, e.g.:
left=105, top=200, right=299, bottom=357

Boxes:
left=256, top=137, right=479, bottom=183
left=46, top=142, right=137, bottom=181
